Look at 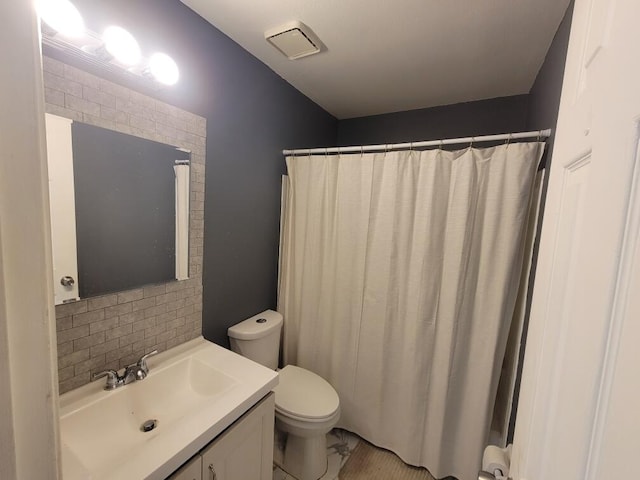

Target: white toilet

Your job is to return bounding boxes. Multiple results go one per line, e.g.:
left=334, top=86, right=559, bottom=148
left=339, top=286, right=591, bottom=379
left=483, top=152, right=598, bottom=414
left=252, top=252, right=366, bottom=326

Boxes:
left=228, top=310, right=340, bottom=480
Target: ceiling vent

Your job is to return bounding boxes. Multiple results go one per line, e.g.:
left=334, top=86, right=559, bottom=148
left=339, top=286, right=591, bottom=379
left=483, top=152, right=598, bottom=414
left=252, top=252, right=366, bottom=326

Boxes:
left=265, top=21, right=323, bottom=60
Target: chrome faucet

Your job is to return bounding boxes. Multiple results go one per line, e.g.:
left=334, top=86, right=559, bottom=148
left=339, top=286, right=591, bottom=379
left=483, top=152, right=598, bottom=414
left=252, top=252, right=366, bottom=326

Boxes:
left=92, top=350, right=158, bottom=390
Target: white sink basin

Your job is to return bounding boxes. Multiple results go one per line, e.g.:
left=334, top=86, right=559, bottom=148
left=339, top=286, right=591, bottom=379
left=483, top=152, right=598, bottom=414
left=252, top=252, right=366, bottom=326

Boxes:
left=59, top=337, right=278, bottom=479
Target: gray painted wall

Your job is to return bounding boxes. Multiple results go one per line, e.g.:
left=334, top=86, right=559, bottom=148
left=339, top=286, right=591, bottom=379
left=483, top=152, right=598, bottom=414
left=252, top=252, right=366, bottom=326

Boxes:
left=336, top=0, right=573, bottom=150
left=507, top=0, right=575, bottom=441
left=337, top=95, right=530, bottom=146
left=527, top=0, right=575, bottom=147
left=52, top=0, right=338, bottom=347
left=45, top=0, right=572, bottom=355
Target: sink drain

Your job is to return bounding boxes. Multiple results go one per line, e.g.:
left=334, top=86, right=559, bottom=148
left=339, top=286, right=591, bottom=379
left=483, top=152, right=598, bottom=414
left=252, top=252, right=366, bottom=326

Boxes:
left=141, top=419, right=158, bottom=432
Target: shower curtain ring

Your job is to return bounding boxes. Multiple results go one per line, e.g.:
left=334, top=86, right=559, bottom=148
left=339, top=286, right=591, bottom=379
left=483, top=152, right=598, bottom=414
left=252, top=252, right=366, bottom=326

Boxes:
left=506, top=133, right=512, bottom=148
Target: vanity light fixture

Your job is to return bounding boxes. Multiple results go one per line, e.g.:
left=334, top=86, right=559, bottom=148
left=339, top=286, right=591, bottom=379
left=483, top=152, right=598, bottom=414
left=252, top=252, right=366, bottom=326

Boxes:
left=38, top=1, right=181, bottom=89
left=148, top=52, right=180, bottom=85
left=36, top=0, right=85, bottom=37
left=103, top=26, right=142, bottom=66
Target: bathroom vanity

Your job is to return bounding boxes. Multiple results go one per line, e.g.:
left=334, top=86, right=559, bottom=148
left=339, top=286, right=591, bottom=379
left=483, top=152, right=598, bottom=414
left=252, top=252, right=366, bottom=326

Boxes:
left=58, top=337, right=278, bottom=479
left=169, top=393, right=274, bottom=480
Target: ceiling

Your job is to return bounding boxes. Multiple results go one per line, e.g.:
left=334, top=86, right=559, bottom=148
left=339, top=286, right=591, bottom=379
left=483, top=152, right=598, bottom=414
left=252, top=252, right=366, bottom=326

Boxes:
left=180, top=0, right=572, bottom=119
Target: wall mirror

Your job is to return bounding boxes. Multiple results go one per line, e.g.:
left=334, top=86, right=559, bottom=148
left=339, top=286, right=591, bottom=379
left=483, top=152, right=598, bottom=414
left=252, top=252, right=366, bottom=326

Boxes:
left=45, top=113, right=191, bottom=304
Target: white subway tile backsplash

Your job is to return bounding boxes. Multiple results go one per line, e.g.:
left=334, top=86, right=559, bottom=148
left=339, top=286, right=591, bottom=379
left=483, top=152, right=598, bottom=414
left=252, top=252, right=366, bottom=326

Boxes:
left=65, top=94, right=101, bottom=117
left=60, top=373, right=90, bottom=393
left=119, top=310, right=145, bottom=325
left=73, top=332, right=106, bottom=351
left=98, top=78, right=131, bottom=99
left=165, top=298, right=187, bottom=312
left=72, top=309, right=105, bottom=327
left=44, top=71, right=83, bottom=97
left=45, top=56, right=206, bottom=394
left=89, top=338, right=120, bottom=357
left=56, top=316, right=73, bottom=331
left=143, top=284, right=166, bottom=298
left=89, top=317, right=119, bottom=335
left=82, top=85, right=116, bottom=108
left=155, top=291, right=178, bottom=306
left=131, top=297, right=156, bottom=312
left=59, top=349, right=90, bottom=369
left=118, top=331, right=144, bottom=348
left=104, top=302, right=132, bottom=319
left=82, top=113, right=117, bottom=131
left=105, top=324, right=133, bottom=342
left=74, top=355, right=106, bottom=375
left=144, top=304, right=167, bottom=319
left=43, top=55, right=65, bottom=76
left=87, top=294, right=118, bottom=311
left=45, top=87, right=65, bottom=107
left=63, top=63, right=101, bottom=90
left=117, top=289, right=144, bottom=304
left=57, top=341, right=74, bottom=358
left=57, top=325, right=89, bottom=344
left=129, top=114, right=156, bottom=132
left=58, top=365, right=75, bottom=382
left=108, top=344, right=133, bottom=362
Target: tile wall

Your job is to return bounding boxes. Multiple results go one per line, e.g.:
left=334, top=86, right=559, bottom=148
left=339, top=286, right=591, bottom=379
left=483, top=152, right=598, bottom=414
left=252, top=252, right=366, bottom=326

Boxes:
left=42, top=56, right=206, bottom=393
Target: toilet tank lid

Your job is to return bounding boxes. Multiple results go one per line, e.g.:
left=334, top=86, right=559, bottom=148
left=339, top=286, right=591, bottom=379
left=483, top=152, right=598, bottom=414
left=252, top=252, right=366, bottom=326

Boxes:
left=228, top=309, right=283, bottom=340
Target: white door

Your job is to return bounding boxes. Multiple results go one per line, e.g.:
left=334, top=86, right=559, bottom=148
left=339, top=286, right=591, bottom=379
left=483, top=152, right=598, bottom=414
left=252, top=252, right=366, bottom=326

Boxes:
left=511, top=0, right=640, bottom=479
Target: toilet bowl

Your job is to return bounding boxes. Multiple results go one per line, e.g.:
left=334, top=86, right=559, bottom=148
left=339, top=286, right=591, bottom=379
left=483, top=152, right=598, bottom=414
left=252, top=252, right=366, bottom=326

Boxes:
left=228, top=310, right=341, bottom=480
left=274, top=365, right=340, bottom=480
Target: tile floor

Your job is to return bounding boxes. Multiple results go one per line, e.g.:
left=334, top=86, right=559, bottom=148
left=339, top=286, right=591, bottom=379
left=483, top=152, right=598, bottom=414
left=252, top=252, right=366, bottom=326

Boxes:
left=273, top=428, right=360, bottom=480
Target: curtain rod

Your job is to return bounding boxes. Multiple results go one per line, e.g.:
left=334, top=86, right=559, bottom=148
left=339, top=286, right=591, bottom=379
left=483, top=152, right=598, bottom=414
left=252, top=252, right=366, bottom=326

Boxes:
left=283, top=129, right=552, bottom=156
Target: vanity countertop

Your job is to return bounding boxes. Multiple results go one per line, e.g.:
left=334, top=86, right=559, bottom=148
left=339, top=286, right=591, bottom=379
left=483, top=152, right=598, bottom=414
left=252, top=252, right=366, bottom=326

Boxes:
left=58, top=336, right=278, bottom=479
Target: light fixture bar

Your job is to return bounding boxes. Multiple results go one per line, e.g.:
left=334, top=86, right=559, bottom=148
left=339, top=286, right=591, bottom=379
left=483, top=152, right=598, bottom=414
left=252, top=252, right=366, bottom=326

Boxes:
left=41, top=25, right=179, bottom=89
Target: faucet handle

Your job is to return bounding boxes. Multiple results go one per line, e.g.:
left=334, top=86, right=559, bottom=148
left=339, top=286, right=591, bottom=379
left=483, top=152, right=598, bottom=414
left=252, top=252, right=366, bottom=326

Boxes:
left=92, top=369, right=120, bottom=390
left=137, top=349, right=158, bottom=375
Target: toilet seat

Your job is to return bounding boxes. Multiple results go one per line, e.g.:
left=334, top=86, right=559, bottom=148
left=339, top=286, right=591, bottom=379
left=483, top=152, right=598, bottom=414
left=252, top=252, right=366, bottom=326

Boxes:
left=274, top=365, right=340, bottom=421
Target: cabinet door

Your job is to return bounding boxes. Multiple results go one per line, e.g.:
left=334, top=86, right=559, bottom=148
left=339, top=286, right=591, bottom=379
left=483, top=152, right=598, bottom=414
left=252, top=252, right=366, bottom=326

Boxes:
left=202, top=393, right=275, bottom=480
left=168, top=455, right=202, bottom=480
left=44, top=113, right=80, bottom=304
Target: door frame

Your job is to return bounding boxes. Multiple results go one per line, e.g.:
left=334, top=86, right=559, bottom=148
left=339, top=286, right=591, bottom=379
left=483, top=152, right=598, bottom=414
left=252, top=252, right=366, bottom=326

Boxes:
left=0, top=1, right=60, bottom=478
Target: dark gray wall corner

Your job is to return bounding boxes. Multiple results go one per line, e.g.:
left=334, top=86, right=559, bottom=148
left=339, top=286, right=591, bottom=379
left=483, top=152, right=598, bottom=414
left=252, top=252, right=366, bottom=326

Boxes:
left=526, top=0, right=575, bottom=143
left=58, top=0, right=337, bottom=347
left=337, top=95, right=530, bottom=146
left=508, top=0, right=574, bottom=442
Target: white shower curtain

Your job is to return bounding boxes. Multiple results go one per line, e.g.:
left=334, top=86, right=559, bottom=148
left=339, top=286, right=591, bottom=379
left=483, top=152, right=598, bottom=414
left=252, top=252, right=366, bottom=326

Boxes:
left=278, top=142, right=543, bottom=480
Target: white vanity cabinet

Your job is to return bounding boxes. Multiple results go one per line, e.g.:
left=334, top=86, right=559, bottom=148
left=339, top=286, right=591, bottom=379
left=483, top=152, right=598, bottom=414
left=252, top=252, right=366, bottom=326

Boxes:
left=169, top=393, right=275, bottom=480
left=169, top=456, right=202, bottom=480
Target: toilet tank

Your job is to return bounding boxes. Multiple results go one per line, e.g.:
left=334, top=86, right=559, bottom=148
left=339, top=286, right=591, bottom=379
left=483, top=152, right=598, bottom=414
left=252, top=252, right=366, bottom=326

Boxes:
left=227, top=310, right=283, bottom=370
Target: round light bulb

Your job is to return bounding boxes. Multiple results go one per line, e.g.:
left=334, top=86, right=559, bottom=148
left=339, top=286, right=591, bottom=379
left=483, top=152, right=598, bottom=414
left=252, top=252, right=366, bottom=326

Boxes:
left=103, top=26, right=141, bottom=66
left=149, top=53, right=180, bottom=86
left=36, top=0, right=85, bottom=37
